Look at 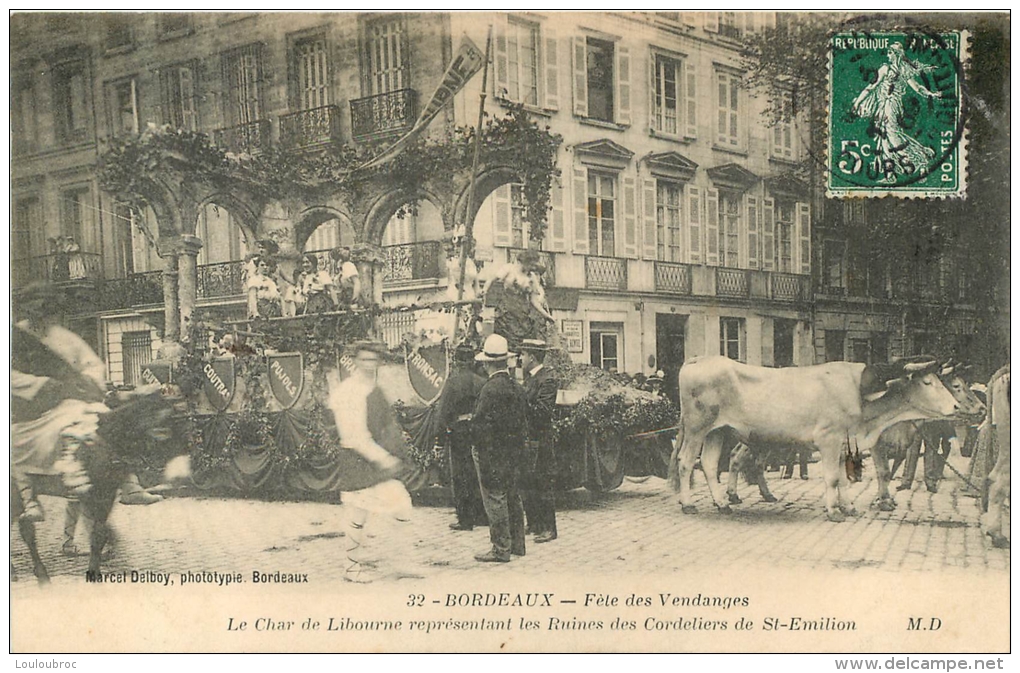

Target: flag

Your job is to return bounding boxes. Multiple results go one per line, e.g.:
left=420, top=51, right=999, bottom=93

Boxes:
left=360, top=35, right=486, bottom=170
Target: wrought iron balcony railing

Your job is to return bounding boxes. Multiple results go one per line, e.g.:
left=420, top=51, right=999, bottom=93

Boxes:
left=97, top=271, right=165, bottom=311
left=197, top=260, right=246, bottom=299
left=585, top=255, right=627, bottom=292
left=350, top=89, right=418, bottom=141
left=383, top=240, right=442, bottom=283
left=654, top=261, right=693, bottom=295
left=13, top=252, right=103, bottom=288
left=212, top=119, right=271, bottom=155
left=280, top=105, right=342, bottom=149
left=715, top=267, right=750, bottom=298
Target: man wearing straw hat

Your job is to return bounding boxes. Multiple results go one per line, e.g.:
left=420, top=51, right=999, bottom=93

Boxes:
left=471, top=334, right=528, bottom=562
left=519, top=339, right=559, bottom=544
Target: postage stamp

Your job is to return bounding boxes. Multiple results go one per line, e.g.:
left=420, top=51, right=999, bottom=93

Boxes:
left=827, top=30, right=969, bottom=198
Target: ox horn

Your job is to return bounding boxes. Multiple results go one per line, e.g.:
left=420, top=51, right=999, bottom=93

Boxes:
left=903, top=360, right=937, bottom=373
left=940, top=360, right=956, bottom=377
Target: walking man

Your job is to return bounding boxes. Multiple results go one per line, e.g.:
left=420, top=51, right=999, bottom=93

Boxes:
left=471, top=334, right=527, bottom=563
left=519, top=339, right=559, bottom=543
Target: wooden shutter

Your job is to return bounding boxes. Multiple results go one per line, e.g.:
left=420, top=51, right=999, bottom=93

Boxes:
left=705, top=188, right=720, bottom=266
left=572, top=165, right=590, bottom=254
left=704, top=12, right=719, bottom=32
left=543, top=25, right=559, bottom=110
left=547, top=176, right=567, bottom=252
left=761, top=198, right=775, bottom=271
left=683, top=59, right=697, bottom=138
left=493, top=184, right=512, bottom=247
left=493, top=15, right=510, bottom=99
left=616, top=44, right=631, bottom=126
left=179, top=66, right=197, bottom=131
left=622, top=174, right=638, bottom=258
left=648, top=51, right=657, bottom=133
left=642, top=177, right=657, bottom=259
left=746, top=195, right=759, bottom=269
left=797, top=201, right=811, bottom=275
left=686, top=184, right=702, bottom=264
left=572, top=36, right=587, bottom=118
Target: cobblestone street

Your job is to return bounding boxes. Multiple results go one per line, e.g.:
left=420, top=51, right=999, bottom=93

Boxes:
left=11, top=453, right=1009, bottom=586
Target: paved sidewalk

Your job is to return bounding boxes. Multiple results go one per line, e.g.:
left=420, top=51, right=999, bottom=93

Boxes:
left=10, top=452, right=1008, bottom=588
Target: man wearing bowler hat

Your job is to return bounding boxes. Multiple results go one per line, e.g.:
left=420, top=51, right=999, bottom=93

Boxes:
left=471, top=334, right=528, bottom=562
left=519, top=339, right=559, bottom=543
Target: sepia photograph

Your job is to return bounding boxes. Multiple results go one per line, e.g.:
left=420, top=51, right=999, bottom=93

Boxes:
left=8, top=10, right=1011, bottom=657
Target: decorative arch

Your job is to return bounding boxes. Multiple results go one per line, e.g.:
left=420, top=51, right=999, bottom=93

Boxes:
left=452, top=163, right=523, bottom=231
left=294, top=205, right=356, bottom=252
left=196, top=191, right=262, bottom=248
left=362, top=186, right=448, bottom=247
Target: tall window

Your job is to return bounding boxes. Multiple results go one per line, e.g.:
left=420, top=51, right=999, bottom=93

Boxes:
left=113, top=203, right=136, bottom=277
left=823, top=240, right=846, bottom=292
left=510, top=184, right=528, bottom=248
left=107, top=78, right=138, bottom=137
left=587, top=171, right=616, bottom=256
left=54, top=61, right=89, bottom=144
left=776, top=201, right=794, bottom=273
left=60, top=187, right=92, bottom=251
left=13, top=198, right=40, bottom=262
left=506, top=18, right=539, bottom=106
left=774, top=318, right=795, bottom=367
left=772, top=90, right=795, bottom=159
left=720, top=317, right=744, bottom=362
left=122, top=331, right=153, bottom=386
left=656, top=181, right=683, bottom=262
left=13, top=77, right=39, bottom=154
left=719, top=192, right=740, bottom=267
left=365, top=16, right=409, bottom=95
left=590, top=322, right=623, bottom=372
left=716, top=70, right=741, bottom=147
left=872, top=333, right=889, bottom=364
left=718, top=12, right=741, bottom=39
left=586, top=38, right=615, bottom=123
left=160, top=62, right=198, bottom=131
left=653, top=54, right=681, bottom=135
left=158, top=13, right=192, bottom=39
left=224, top=44, right=265, bottom=126
left=294, top=35, right=329, bottom=110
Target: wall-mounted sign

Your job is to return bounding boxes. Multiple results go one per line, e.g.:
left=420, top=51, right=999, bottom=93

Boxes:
left=562, top=320, right=584, bottom=353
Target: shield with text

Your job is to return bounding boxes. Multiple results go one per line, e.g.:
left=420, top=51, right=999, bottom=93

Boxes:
left=268, top=353, right=304, bottom=409
left=405, top=343, right=449, bottom=405
left=141, top=361, right=173, bottom=386
left=336, top=350, right=357, bottom=381
left=202, top=356, right=236, bottom=412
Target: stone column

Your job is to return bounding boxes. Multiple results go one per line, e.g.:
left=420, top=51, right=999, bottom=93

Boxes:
left=177, top=235, right=203, bottom=340
left=158, top=240, right=180, bottom=344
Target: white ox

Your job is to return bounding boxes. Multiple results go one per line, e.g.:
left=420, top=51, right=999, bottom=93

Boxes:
left=979, top=365, right=1010, bottom=548
left=668, top=356, right=965, bottom=522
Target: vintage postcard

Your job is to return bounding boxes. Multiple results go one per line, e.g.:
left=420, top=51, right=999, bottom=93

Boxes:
left=9, top=11, right=1010, bottom=657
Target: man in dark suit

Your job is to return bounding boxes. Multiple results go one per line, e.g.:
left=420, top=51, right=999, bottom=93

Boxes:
left=471, top=334, right=527, bottom=563
left=519, top=339, right=559, bottom=543
left=437, top=344, right=488, bottom=531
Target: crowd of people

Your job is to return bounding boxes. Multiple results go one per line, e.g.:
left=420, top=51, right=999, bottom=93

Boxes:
left=243, top=239, right=362, bottom=320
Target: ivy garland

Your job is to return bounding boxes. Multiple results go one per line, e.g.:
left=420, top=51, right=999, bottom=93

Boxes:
left=552, top=393, right=679, bottom=444
left=98, top=104, right=562, bottom=243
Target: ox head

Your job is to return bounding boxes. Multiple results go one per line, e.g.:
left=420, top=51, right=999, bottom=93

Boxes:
left=863, top=357, right=963, bottom=421
left=938, top=361, right=986, bottom=422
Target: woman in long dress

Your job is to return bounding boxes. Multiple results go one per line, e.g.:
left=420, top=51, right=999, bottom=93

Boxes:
left=298, top=254, right=336, bottom=314
left=245, top=256, right=282, bottom=319
left=851, top=43, right=942, bottom=184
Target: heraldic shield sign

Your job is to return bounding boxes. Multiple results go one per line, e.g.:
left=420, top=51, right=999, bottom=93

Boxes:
left=267, top=352, right=304, bottom=409
left=202, top=356, right=236, bottom=412
left=405, top=343, right=449, bottom=405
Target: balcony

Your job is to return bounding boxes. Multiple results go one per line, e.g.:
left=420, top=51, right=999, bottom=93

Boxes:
left=383, top=241, right=442, bottom=284
left=770, top=272, right=810, bottom=302
left=13, top=252, right=103, bottom=289
left=654, top=261, right=693, bottom=295
left=585, top=256, right=627, bottom=292
left=715, top=267, right=750, bottom=298
left=350, top=89, right=418, bottom=142
left=197, top=260, right=246, bottom=299
left=280, top=105, right=342, bottom=150
left=212, top=119, right=271, bottom=155
left=97, top=271, right=164, bottom=311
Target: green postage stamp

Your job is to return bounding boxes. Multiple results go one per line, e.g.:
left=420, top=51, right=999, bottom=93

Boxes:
left=828, top=30, right=968, bottom=198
